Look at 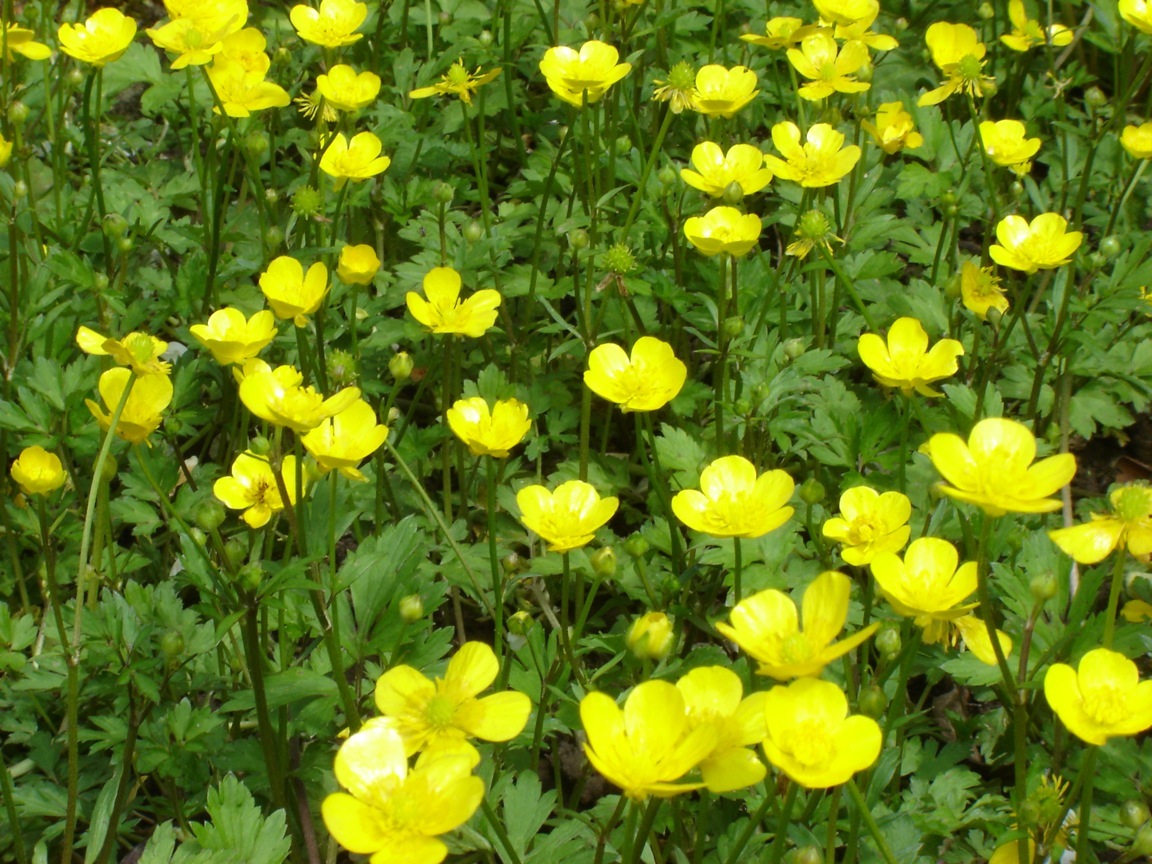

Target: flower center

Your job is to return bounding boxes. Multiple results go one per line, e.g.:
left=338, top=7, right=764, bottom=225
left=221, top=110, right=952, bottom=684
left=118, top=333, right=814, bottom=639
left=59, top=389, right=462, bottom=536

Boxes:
left=425, top=693, right=456, bottom=728
left=1085, top=683, right=1129, bottom=727
left=1113, top=486, right=1152, bottom=523
left=788, top=720, right=832, bottom=766
left=780, top=632, right=815, bottom=664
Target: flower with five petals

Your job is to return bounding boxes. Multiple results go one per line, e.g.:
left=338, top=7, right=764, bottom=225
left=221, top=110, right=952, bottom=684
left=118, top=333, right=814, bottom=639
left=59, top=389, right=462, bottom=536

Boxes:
left=1044, top=648, right=1152, bottom=745
left=584, top=337, right=687, bottom=412
left=538, top=41, right=631, bottom=107
left=1000, top=0, right=1073, bottom=51
left=861, top=102, right=924, bottom=154
left=406, top=267, right=501, bottom=338
left=301, top=399, right=388, bottom=481
left=692, top=65, right=758, bottom=117
left=190, top=308, right=277, bottom=365
left=1121, top=0, right=1152, bottom=33
left=672, top=455, right=794, bottom=539
left=259, top=256, right=330, bottom=327
left=239, top=364, right=360, bottom=433
left=337, top=244, right=381, bottom=285
left=765, top=122, right=860, bottom=187
left=290, top=0, right=367, bottom=47
left=979, top=119, right=1041, bottom=174
left=3, top=22, right=51, bottom=61
left=446, top=397, right=531, bottom=458
left=857, top=316, right=964, bottom=397
left=989, top=212, right=1082, bottom=274
left=320, top=132, right=391, bottom=186
left=680, top=142, right=772, bottom=198
left=1048, top=484, right=1152, bottom=564
left=682, top=206, right=762, bottom=256
left=76, top=326, right=171, bottom=375
left=1121, top=122, right=1152, bottom=159
left=869, top=537, right=978, bottom=642
left=86, top=368, right=173, bottom=445
left=917, top=22, right=995, bottom=106
left=516, top=480, right=618, bottom=553
left=822, top=486, right=912, bottom=566
left=786, top=30, right=871, bottom=101
left=676, top=667, right=769, bottom=793
left=317, top=65, right=381, bottom=111
left=58, top=9, right=137, bottom=66
left=213, top=451, right=302, bottom=528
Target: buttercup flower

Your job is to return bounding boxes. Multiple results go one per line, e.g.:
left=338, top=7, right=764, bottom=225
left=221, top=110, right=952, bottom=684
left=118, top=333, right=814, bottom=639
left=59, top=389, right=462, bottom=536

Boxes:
left=1048, top=484, right=1152, bottom=564
left=980, top=120, right=1041, bottom=174
left=1044, top=648, right=1152, bottom=745
left=1121, top=122, right=1152, bottom=159
left=320, top=132, right=392, bottom=186
left=10, top=446, right=67, bottom=496
left=786, top=209, right=842, bottom=260
left=651, top=61, right=699, bottom=113
left=213, top=451, right=302, bottom=528
left=740, top=17, right=812, bottom=50
left=58, top=9, right=137, bottom=66
left=672, top=455, right=794, bottom=539
left=960, top=261, right=1009, bottom=319
left=290, top=0, right=367, bottom=47
left=406, top=267, right=501, bottom=338
left=584, top=337, right=687, bottom=412
left=626, top=612, right=674, bottom=661
left=337, top=244, right=381, bottom=285
left=146, top=0, right=247, bottom=69
left=693, top=65, right=759, bottom=117
left=787, top=30, right=871, bottom=101
left=317, top=65, right=381, bottom=111
left=516, top=480, right=618, bottom=553
left=952, top=614, right=1013, bottom=666
left=822, top=486, right=912, bottom=566
left=207, top=57, right=291, bottom=117
left=216, top=26, right=267, bottom=72
left=812, top=0, right=878, bottom=26
left=1122, top=0, right=1152, bottom=33
left=3, top=23, right=51, bottom=61
left=446, top=397, right=531, bottom=458
left=676, top=666, right=769, bottom=793
left=761, top=678, right=881, bottom=788
left=989, top=213, right=1082, bottom=274
left=190, top=308, right=277, bottom=365
left=861, top=102, right=924, bottom=154
left=76, top=326, right=171, bottom=376
left=259, top=256, right=330, bottom=327
left=682, top=206, right=762, bottom=256
left=0, top=133, right=11, bottom=169
left=410, top=59, right=500, bottom=105
left=538, top=41, right=631, bottom=107
left=765, top=122, right=861, bottom=187
left=374, top=641, right=532, bottom=755
left=86, top=368, right=174, bottom=445
left=239, top=364, right=360, bottom=433
left=580, top=680, right=718, bottom=800
left=927, top=418, right=1076, bottom=516
left=680, top=142, right=773, bottom=197
left=301, top=399, right=388, bottom=481
left=918, top=22, right=995, bottom=106
left=869, top=538, right=978, bottom=643
left=718, top=571, right=879, bottom=679
left=857, top=317, right=964, bottom=397
left=1000, top=0, right=1073, bottom=51
left=321, top=722, right=483, bottom=864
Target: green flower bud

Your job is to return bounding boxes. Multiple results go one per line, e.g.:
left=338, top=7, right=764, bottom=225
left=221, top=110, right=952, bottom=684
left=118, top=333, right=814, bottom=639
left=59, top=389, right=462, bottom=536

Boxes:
left=292, top=185, right=324, bottom=217
left=501, top=552, right=522, bottom=574
left=624, top=534, right=649, bottom=558
left=791, top=846, right=822, bottom=864
left=478, top=29, right=493, bottom=47
left=463, top=220, right=484, bottom=243
left=799, top=478, right=825, bottom=505
left=509, top=610, right=535, bottom=636
left=1099, top=235, right=1121, bottom=259
left=399, top=594, right=424, bottom=622
left=1121, top=800, right=1150, bottom=831
left=722, top=181, right=744, bottom=206
left=194, top=500, right=227, bottom=532
left=7, top=100, right=29, bottom=127
left=722, top=315, right=744, bottom=337
left=94, top=273, right=110, bottom=293
left=783, top=337, right=806, bottom=361
left=433, top=181, right=454, bottom=204
left=876, top=624, right=901, bottom=659
left=389, top=351, right=414, bottom=381
left=244, top=131, right=268, bottom=157
left=159, top=630, right=185, bottom=659
left=1030, top=573, right=1057, bottom=603
left=604, top=242, right=636, bottom=275
left=1084, top=86, right=1107, bottom=109
left=569, top=228, right=589, bottom=250
left=615, top=135, right=631, bottom=156
left=102, top=213, right=129, bottom=240
left=858, top=684, right=887, bottom=718
left=249, top=436, right=272, bottom=456
left=99, top=454, right=118, bottom=483
left=626, top=611, right=674, bottom=661
left=12, top=181, right=27, bottom=200
left=1134, top=824, right=1152, bottom=857
left=978, top=2, right=994, bottom=18
left=590, top=546, right=617, bottom=579
left=657, top=165, right=677, bottom=187
left=223, top=538, right=247, bottom=570
left=238, top=562, right=263, bottom=593
left=327, top=348, right=358, bottom=387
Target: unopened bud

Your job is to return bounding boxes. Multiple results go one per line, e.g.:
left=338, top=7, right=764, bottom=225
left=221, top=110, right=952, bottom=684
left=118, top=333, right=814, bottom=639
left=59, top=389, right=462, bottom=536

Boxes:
left=389, top=351, right=414, bottom=381
left=501, top=552, right=522, bottom=574
left=238, top=562, right=263, bottom=592
left=399, top=594, right=424, bottom=622
left=1121, top=800, right=1150, bottom=831
left=1030, top=573, right=1057, bottom=603
left=463, top=220, right=484, bottom=243
left=590, top=546, right=617, bottom=579
left=722, top=315, right=743, bottom=337
left=102, top=213, right=128, bottom=240
left=1084, top=86, right=1107, bottom=109
left=858, top=684, right=887, bottom=718
left=799, top=478, right=825, bottom=505
left=249, top=436, right=272, bottom=456
left=876, top=624, right=901, bottom=659
left=657, top=165, right=677, bottom=187
left=722, top=181, right=744, bottom=206
left=624, top=534, right=649, bottom=558
left=569, top=228, right=589, bottom=250
left=159, top=630, right=185, bottom=659
left=477, top=29, right=493, bottom=47
left=509, top=610, right=535, bottom=636
left=194, top=500, right=226, bottom=532
left=223, top=538, right=246, bottom=570
left=433, top=181, right=454, bottom=204
left=625, top=611, right=674, bottom=661
left=7, top=100, right=29, bottom=127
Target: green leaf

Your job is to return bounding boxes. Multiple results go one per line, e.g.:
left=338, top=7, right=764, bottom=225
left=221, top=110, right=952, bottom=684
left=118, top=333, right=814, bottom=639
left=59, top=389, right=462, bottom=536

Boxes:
left=217, top=668, right=338, bottom=713
left=186, top=776, right=291, bottom=864
left=655, top=423, right=707, bottom=490
left=501, top=772, right=556, bottom=861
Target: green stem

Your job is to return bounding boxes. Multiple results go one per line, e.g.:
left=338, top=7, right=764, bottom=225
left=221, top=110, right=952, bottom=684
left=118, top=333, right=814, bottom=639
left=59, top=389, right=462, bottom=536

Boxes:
left=845, top=779, right=898, bottom=864
left=578, top=385, right=593, bottom=482
left=1076, top=748, right=1098, bottom=864
left=243, top=603, right=287, bottom=811
left=594, top=795, right=630, bottom=864
left=0, top=725, right=27, bottom=864
left=637, top=412, right=684, bottom=577
left=480, top=796, right=523, bottom=864
left=733, top=536, right=743, bottom=604
left=622, top=104, right=674, bottom=238
left=81, top=69, right=112, bottom=268
left=769, top=781, right=799, bottom=864
left=487, top=457, right=505, bottom=661
left=1102, top=548, right=1127, bottom=649
left=722, top=787, right=776, bottom=864
left=622, top=798, right=662, bottom=864
left=825, top=785, right=842, bottom=864
left=715, top=252, right=730, bottom=455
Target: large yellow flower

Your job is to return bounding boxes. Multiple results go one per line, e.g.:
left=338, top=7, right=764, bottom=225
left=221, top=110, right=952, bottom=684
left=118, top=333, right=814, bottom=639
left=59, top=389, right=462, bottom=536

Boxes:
left=206, top=57, right=290, bottom=117
left=259, top=256, right=330, bottom=327
left=787, top=30, right=871, bottom=101
left=692, top=65, right=758, bottom=117
left=682, top=206, right=762, bottom=256
left=917, top=22, right=995, bottom=106
left=764, top=122, right=860, bottom=188
left=319, top=132, right=392, bottom=186
left=671, top=455, right=794, bottom=539
left=584, top=337, right=687, bottom=412
left=676, top=666, right=769, bottom=793
left=680, top=142, right=772, bottom=198
left=318, top=64, right=381, bottom=111
left=822, top=486, right=912, bottom=566
left=337, top=244, right=381, bottom=285
left=146, top=0, right=247, bottom=69
left=538, top=41, right=631, bottom=107
left=301, top=399, right=388, bottom=481
left=869, top=538, right=978, bottom=641
left=290, top=0, right=367, bottom=47
left=10, top=446, right=67, bottom=496
left=213, top=451, right=302, bottom=528
left=58, top=9, right=137, bottom=66
left=405, top=266, right=501, bottom=338
left=190, top=308, right=277, bottom=366
left=86, top=368, right=173, bottom=445
left=979, top=120, right=1041, bottom=174
left=1044, top=649, right=1152, bottom=745
left=515, top=480, right=618, bottom=553
left=239, top=364, right=360, bottom=433
left=1048, top=484, right=1152, bottom=564
left=446, top=397, right=531, bottom=458
left=856, top=316, right=964, bottom=397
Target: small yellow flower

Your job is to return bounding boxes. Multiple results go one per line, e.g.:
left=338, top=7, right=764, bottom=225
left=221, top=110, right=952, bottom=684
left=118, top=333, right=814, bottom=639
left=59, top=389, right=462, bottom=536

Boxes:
left=822, top=486, right=912, bottom=566
left=538, top=41, right=631, bottom=107
left=812, top=0, right=878, bottom=26
left=693, top=65, right=759, bottom=117
left=651, top=61, right=699, bottom=113
left=206, top=58, right=291, bottom=117
left=861, top=102, right=924, bottom=154
left=190, top=308, right=277, bottom=365
left=869, top=537, right=978, bottom=642
left=680, top=142, right=773, bottom=197
left=317, top=64, right=381, bottom=111
left=1044, top=648, right=1152, bottom=745
left=787, top=30, right=871, bottom=101
left=239, top=364, right=360, bottom=433
left=989, top=213, right=1083, bottom=274
left=960, top=261, right=1009, bottom=320
left=740, top=17, right=813, bottom=50
left=1121, top=122, right=1152, bottom=159
left=86, top=368, right=174, bottom=445
left=259, top=256, right=330, bottom=327
left=290, top=0, right=367, bottom=47
left=405, top=266, right=501, bottom=338
left=979, top=119, right=1040, bottom=175
left=76, top=326, right=171, bottom=376
left=1000, top=0, right=1073, bottom=51
left=682, top=206, right=762, bottom=256
left=146, top=0, right=246, bottom=70
left=857, top=316, right=964, bottom=397
left=672, top=455, right=794, bottom=539
left=409, top=59, right=500, bottom=105
left=765, top=121, right=861, bottom=187
left=446, top=397, right=531, bottom=458
left=583, top=337, right=687, bottom=412
left=516, top=480, right=618, bottom=553
left=626, top=611, right=674, bottom=660
left=3, top=22, right=51, bottom=62
left=213, top=451, right=302, bottom=528
left=10, top=446, right=67, bottom=496
left=917, top=22, right=995, bottom=107
left=319, top=132, right=392, bottom=186
left=336, top=243, right=381, bottom=285
left=301, top=399, right=388, bottom=481
left=676, top=666, right=770, bottom=793
left=0, top=133, right=11, bottom=169
left=1121, top=0, right=1152, bottom=33
left=58, top=9, right=137, bottom=66
left=1048, top=484, right=1152, bottom=564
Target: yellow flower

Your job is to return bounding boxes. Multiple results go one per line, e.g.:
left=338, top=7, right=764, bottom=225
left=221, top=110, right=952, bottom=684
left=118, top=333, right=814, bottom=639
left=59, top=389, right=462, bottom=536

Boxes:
left=321, top=722, right=483, bottom=864
left=258, top=256, right=329, bottom=327
left=336, top=243, right=380, bottom=285
left=583, top=336, right=687, bottom=412
left=1122, top=599, right=1152, bottom=622
left=979, top=119, right=1040, bottom=175
left=10, top=446, right=67, bottom=496
left=625, top=611, right=674, bottom=660
left=683, top=206, right=762, bottom=256
left=681, top=142, right=773, bottom=197
left=239, top=364, right=360, bottom=433
left=917, top=22, right=995, bottom=107
left=76, top=326, right=171, bottom=376
left=1000, top=0, right=1073, bottom=51
left=580, top=680, right=718, bottom=800
left=672, top=455, right=794, bottom=539
left=693, top=65, right=758, bottom=117
left=3, top=22, right=51, bottom=61
left=1044, top=648, right=1152, bottom=745
left=290, top=0, right=367, bottom=47
left=446, top=397, right=531, bottom=458
left=409, top=59, right=500, bottom=105
left=516, top=480, right=618, bottom=553
left=374, top=641, right=532, bottom=755
left=927, top=418, right=1077, bottom=516
left=0, top=133, right=11, bottom=169
left=857, top=316, right=964, bottom=397
left=1121, top=0, right=1152, bottom=33
left=718, top=571, right=879, bottom=680
left=190, top=307, right=277, bottom=365
left=319, top=132, right=391, bottom=186
left=86, top=368, right=174, bottom=445
left=651, top=61, right=699, bottom=113
left=761, top=678, right=881, bottom=788
left=830, top=4, right=898, bottom=49
left=145, top=0, right=247, bottom=69
left=989, top=213, right=1083, bottom=274
left=861, top=101, right=924, bottom=154
left=787, top=30, right=871, bottom=101
left=206, top=58, right=291, bottom=117
left=538, top=41, right=631, bottom=107
left=764, top=121, right=861, bottom=187
left=1121, top=122, right=1152, bottom=159
left=952, top=614, right=1013, bottom=666
left=1048, top=484, right=1152, bottom=564
left=960, top=261, right=1009, bottom=320
left=406, top=266, right=501, bottom=338
left=990, top=840, right=1037, bottom=864
left=318, top=64, right=382, bottom=111
left=812, top=0, right=878, bottom=26
left=676, top=666, right=770, bottom=793
left=869, top=537, right=978, bottom=642
left=58, top=9, right=137, bottom=66
left=301, top=399, right=388, bottom=481
left=216, top=27, right=268, bottom=73
left=213, top=451, right=302, bottom=528
left=822, top=486, right=912, bottom=566
left=740, top=17, right=813, bottom=50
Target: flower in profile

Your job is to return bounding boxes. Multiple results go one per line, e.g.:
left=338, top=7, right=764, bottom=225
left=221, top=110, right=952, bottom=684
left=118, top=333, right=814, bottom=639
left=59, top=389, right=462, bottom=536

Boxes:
left=3, top=22, right=52, bottom=61
left=206, top=57, right=291, bottom=117
left=321, top=721, right=483, bottom=864
left=239, top=364, right=360, bottom=433
left=960, top=261, right=1009, bottom=320
left=301, top=399, right=388, bottom=481
left=927, top=418, right=1076, bottom=517
left=213, top=451, right=302, bottom=528
left=374, top=641, right=532, bottom=755
left=989, top=213, right=1082, bottom=274
left=58, top=9, right=137, bottom=66
left=831, top=4, right=898, bottom=49
left=869, top=537, right=978, bottom=643
left=1121, top=0, right=1152, bottom=33
left=406, top=266, right=501, bottom=338
left=1000, top=0, right=1073, bottom=51
left=680, top=142, right=772, bottom=197
left=290, top=0, right=367, bottom=47
left=1121, top=122, right=1152, bottom=159
left=516, top=480, right=618, bottom=553
left=0, top=133, right=11, bottom=169
left=190, top=308, right=277, bottom=365
left=682, top=206, right=762, bottom=256
left=76, top=326, right=171, bottom=376
left=822, top=486, right=912, bottom=566
left=676, top=666, right=770, bottom=793
left=337, top=244, right=380, bottom=285
left=651, top=61, right=699, bottom=113
left=765, top=122, right=861, bottom=187
left=951, top=614, right=1013, bottom=666
left=918, top=22, right=995, bottom=107
left=317, top=65, right=381, bottom=111
left=538, top=41, right=631, bottom=107
left=672, top=455, right=794, bottom=539
left=626, top=611, right=674, bottom=660
left=319, top=132, right=392, bottom=186
left=861, top=102, right=924, bottom=154
left=446, top=397, right=531, bottom=458
left=259, top=256, right=330, bottom=327
left=762, top=678, right=881, bottom=788
left=1048, top=484, right=1152, bottom=564
left=410, top=59, right=500, bottom=105
left=740, top=17, right=812, bottom=50
left=86, top=368, right=174, bottom=445
left=857, top=317, right=964, bottom=397
left=979, top=120, right=1040, bottom=175
left=580, top=680, right=718, bottom=800
left=718, top=571, right=879, bottom=680
left=787, top=30, right=871, bottom=101
left=812, top=0, right=878, bottom=26
left=1044, top=648, right=1152, bottom=745
left=584, top=336, right=687, bottom=412
left=693, top=65, right=759, bottom=117
left=10, top=446, right=67, bottom=496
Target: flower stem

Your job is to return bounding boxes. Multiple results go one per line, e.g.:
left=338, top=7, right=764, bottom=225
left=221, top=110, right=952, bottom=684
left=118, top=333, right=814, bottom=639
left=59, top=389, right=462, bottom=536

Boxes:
left=721, top=786, right=776, bottom=864
left=846, top=779, right=899, bottom=864
left=486, top=456, right=505, bottom=661
left=1102, top=548, right=1127, bottom=649
left=622, top=103, right=674, bottom=238
left=1076, top=748, right=1098, bottom=864
left=637, top=412, right=684, bottom=576
left=622, top=798, right=662, bottom=864
left=733, top=536, right=743, bottom=604
left=0, top=744, right=26, bottom=864
left=769, top=781, right=799, bottom=864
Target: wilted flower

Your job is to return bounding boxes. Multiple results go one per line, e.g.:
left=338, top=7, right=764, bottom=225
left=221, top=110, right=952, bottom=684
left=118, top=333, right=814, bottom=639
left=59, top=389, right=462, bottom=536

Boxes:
left=584, top=336, right=687, bottom=412
left=822, top=486, right=912, bottom=566
left=446, top=397, right=531, bottom=458
left=677, top=667, right=770, bottom=793
left=76, top=326, right=171, bottom=376
left=319, top=132, right=392, bottom=186
left=1044, top=648, right=1152, bottom=745
left=190, top=308, right=277, bottom=365
left=683, top=206, right=762, bottom=256
left=239, top=364, right=360, bottom=433
left=626, top=611, right=674, bottom=660
left=764, top=121, right=860, bottom=187
left=861, top=102, right=924, bottom=154
left=960, top=261, right=1009, bottom=319
left=213, top=451, right=302, bottom=528
left=918, top=22, right=995, bottom=106
left=672, top=455, right=794, bottom=539
left=10, top=446, right=67, bottom=496
left=516, top=480, right=618, bottom=553
left=651, top=61, right=699, bottom=113
left=538, top=41, right=631, bottom=107
left=290, top=0, right=367, bottom=47
left=680, top=142, right=772, bottom=197
left=786, top=209, right=842, bottom=260
left=58, top=9, right=137, bottom=66
left=336, top=244, right=381, bottom=285
left=86, top=368, right=174, bottom=445
left=1048, top=484, right=1152, bottom=564
left=989, top=213, right=1083, bottom=274
left=787, top=30, right=871, bottom=101
left=317, top=64, right=381, bottom=111
left=857, top=317, right=964, bottom=397
left=301, top=399, right=388, bottom=481
left=259, top=256, right=330, bottom=327
left=406, top=266, right=501, bottom=338
left=410, top=58, right=500, bottom=105
left=979, top=119, right=1040, bottom=174
left=1121, top=122, right=1152, bottom=159
left=1000, top=0, right=1073, bottom=51
left=693, top=65, right=759, bottom=117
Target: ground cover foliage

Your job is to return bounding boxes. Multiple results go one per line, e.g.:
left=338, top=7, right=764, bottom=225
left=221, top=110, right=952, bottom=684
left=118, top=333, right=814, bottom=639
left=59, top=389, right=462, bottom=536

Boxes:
left=6, top=0, right=1152, bottom=862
